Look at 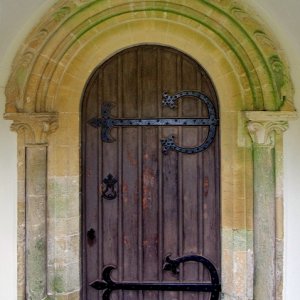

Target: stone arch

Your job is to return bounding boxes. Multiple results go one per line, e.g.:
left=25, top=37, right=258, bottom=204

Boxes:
left=5, top=0, right=295, bottom=114
left=4, top=1, right=297, bottom=300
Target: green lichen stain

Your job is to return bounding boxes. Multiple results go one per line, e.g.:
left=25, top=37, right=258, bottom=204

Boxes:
left=55, top=196, right=68, bottom=218
left=233, top=229, right=253, bottom=250
left=27, top=237, right=46, bottom=297
left=35, top=238, right=45, bottom=251
left=52, top=274, right=64, bottom=293
left=48, top=178, right=67, bottom=217
left=16, top=67, right=28, bottom=87
left=269, top=55, right=287, bottom=107
left=46, top=0, right=290, bottom=111
left=253, top=145, right=275, bottom=194
left=52, top=6, right=72, bottom=22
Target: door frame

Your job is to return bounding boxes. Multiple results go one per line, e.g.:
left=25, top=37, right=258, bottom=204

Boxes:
left=4, top=1, right=297, bottom=299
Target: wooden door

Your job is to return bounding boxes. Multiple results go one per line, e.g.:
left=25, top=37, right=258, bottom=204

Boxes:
left=81, top=45, right=220, bottom=300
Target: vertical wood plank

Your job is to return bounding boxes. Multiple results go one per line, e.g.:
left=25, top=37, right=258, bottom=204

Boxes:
left=137, top=48, right=143, bottom=300
left=117, top=55, right=124, bottom=299
left=101, top=59, right=119, bottom=300
left=141, top=47, right=159, bottom=300
left=177, top=55, right=184, bottom=300
left=121, top=49, right=139, bottom=300
left=83, top=72, right=100, bottom=300
left=161, top=49, right=180, bottom=300
left=157, top=48, right=164, bottom=300
left=196, top=71, right=205, bottom=300
left=181, top=56, right=200, bottom=300
left=82, top=46, right=220, bottom=300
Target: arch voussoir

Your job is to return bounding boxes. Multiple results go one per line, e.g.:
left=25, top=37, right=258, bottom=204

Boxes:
left=4, top=1, right=296, bottom=300
left=5, top=0, right=294, bottom=113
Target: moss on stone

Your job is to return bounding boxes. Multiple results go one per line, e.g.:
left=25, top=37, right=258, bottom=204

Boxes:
left=52, top=274, right=65, bottom=293
left=35, top=238, right=45, bottom=251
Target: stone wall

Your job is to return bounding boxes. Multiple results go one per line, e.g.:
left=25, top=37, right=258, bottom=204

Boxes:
left=3, top=1, right=297, bottom=299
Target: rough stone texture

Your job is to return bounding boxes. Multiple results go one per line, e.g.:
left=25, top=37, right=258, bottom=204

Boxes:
left=276, top=239, right=284, bottom=300
left=222, top=229, right=253, bottom=299
left=5, top=0, right=295, bottom=113
left=46, top=290, right=80, bottom=300
left=245, top=113, right=295, bottom=300
left=26, top=146, right=47, bottom=299
left=16, top=132, right=26, bottom=300
left=253, top=144, right=276, bottom=299
left=274, top=134, right=284, bottom=300
left=4, top=1, right=297, bottom=299
left=47, top=176, right=80, bottom=296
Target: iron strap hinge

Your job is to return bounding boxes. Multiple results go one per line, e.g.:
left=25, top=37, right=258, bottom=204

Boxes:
left=90, top=254, right=221, bottom=300
left=88, top=91, right=219, bottom=154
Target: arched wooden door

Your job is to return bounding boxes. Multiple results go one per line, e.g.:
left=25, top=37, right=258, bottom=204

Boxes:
left=81, top=46, right=220, bottom=300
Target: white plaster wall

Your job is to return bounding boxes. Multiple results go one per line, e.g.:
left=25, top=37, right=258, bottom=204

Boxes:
left=0, top=1, right=299, bottom=299
left=0, top=91, right=17, bottom=299
left=0, top=1, right=55, bottom=299
left=247, top=2, right=300, bottom=299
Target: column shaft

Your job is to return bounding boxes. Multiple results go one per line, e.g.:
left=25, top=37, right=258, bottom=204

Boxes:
left=25, top=146, right=47, bottom=299
left=253, top=145, right=276, bottom=299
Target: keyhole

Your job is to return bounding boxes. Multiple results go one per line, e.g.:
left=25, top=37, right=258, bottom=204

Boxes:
left=87, top=228, right=96, bottom=244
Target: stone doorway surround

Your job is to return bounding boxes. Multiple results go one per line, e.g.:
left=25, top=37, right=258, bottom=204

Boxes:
left=3, top=1, right=297, bottom=299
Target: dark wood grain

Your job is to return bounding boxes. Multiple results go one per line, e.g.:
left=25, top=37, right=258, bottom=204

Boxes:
left=82, top=45, right=220, bottom=300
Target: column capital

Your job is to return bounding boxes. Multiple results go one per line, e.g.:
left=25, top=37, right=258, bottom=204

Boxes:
left=4, top=112, right=58, bottom=144
left=244, top=111, right=297, bottom=146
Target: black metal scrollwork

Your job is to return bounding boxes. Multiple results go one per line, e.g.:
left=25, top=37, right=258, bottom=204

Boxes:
left=160, top=91, right=218, bottom=154
left=90, top=254, right=221, bottom=300
left=88, top=91, right=218, bottom=154
left=102, top=174, right=118, bottom=200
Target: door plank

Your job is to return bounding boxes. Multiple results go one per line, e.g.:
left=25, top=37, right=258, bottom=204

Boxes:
left=83, top=72, right=100, bottom=300
left=140, top=47, right=160, bottom=300
left=82, top=45, right=220, bottom=300
left=101, top=59, right=119, bottom=290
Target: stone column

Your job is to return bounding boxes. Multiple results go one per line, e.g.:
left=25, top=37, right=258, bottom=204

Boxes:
left=245, top=111, right=296, bottom=300
left=4, top=113, right=58, bottom=300
left=25, top=145, right=48, bottom=299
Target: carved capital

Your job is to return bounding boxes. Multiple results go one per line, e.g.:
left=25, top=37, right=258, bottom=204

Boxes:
left=245, top=111, right=297, bottom=146
left=4, top=113, right=58, bottom=144
left=247, top=121, right=288, bottom=146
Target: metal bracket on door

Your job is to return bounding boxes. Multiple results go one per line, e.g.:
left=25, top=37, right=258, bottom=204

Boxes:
left=101, top=174, right=118, bottom=200
left=88, top=91, right=219, bottom=154
left=90, top=254, right=221, bottom=300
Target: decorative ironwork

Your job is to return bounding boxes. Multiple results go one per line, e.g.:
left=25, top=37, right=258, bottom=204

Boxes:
left=160, top=91, right=218, bottom=154
left=88, top=91, right=218, bottom=154
left=163, top=254, right=220, bottom=280
left=102, top=174, right=118, bottom=200
left=90, top=254, right=221, bottom=300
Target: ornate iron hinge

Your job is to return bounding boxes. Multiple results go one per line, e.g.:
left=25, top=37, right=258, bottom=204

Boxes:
left=90, top=254, right=221, bottom=300
left=88, top=91, right=219, bottom=154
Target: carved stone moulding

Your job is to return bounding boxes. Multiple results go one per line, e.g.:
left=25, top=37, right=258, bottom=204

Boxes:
left=4, top=112, right=58, bottom=144
left=4, top=0, right=295, bottom=114
left=245, top=111, right=298, bottom=146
